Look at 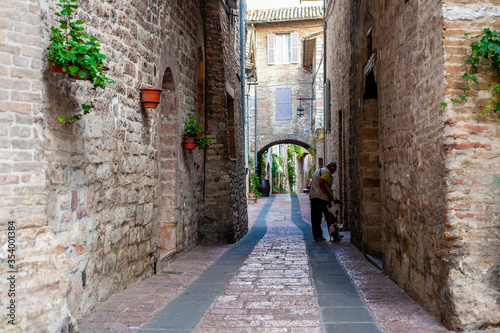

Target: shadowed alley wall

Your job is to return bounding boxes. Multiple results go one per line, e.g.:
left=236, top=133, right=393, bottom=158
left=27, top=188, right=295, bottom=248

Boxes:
left=0, top=0, right=247, bottom=331
left=325, top=0, right=499, bottom=330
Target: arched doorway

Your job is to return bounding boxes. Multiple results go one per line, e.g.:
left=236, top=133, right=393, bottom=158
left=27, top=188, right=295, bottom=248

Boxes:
left=158, top=67, right=178, bottom=258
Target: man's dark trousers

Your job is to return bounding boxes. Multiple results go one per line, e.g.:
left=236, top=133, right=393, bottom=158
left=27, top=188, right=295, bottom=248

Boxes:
left=310, top=198, right=330, bottom=240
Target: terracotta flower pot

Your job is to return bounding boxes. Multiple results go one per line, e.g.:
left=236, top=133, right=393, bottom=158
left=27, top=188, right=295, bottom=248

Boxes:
left=184, top=137, right=196, bottom=150
left=49, top=62, right=64, bottom=73
left=140, top=88, right=163, bottom=108
left=47, top=46, right=64, bottom=73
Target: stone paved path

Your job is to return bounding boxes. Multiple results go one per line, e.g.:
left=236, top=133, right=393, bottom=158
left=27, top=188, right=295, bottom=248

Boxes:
left=139, top=194, right=383, bottom=332
left=79, top=194, right=496, bottom=333
left=193, top=195, right=323, bottom=332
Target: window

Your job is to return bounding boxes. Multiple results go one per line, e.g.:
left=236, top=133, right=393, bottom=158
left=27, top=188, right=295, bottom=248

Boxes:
left=267, top=33, right=298, bottom=65
left=276, top=34, right=290, bottom=64
left=276, top=87, right=292, bottom=120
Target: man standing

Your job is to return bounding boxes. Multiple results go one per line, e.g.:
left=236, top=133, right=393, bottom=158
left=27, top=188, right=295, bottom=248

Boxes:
left=309, top=161, right=338, bottom=242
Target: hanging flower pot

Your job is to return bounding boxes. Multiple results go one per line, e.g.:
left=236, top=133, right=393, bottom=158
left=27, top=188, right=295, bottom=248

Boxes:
left=140, top=88, right=163, bottom=108
left=47, top=46, right=64, bottom=73
left=183, top=137, right=196, bottom=150
left=49, top=62, right=64, bottom=73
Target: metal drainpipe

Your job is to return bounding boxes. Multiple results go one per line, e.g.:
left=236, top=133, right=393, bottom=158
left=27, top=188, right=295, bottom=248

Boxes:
left=254, top=82, right=257, bottom=174
left=310, top=71, right=315, bottom=121
left=323, top=0, right=327, bottom=163
left=202, top=1, right=209, bottom=202
left=240, top=0, right=246, bottom=139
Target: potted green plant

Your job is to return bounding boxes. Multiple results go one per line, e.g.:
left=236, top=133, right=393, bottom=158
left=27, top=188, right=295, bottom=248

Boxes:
left=47, top=0, right=114, bottom=124
left=183, top=110, right=211, bottom=150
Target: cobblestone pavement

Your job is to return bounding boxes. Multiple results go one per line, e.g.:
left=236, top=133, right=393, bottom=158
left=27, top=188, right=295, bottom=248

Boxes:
left=78, top=194, right=495, bottom=333
left=193, top=195, right=324, bottom=332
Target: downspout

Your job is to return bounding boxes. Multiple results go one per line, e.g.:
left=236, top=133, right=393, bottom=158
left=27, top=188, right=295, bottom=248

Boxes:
left=254, top=82, right=257, bottom=174
left=323, top=0, right=327, bottom=163
left=202, top=0, right=207, bottom=201
left=310, top=69, right=315, bottom=121
left=251, top=23, right=257, bottom=175
left=240, top=0, right=246, bottom=139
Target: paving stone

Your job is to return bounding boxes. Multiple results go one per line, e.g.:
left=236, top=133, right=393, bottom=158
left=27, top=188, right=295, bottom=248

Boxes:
left=78, top=194, right=457, bottom=333
left=321, top=306, right=377, bottom=323
left=324, top=322, right=386, bottom=333
left=156, top=300, right=213, bottom=314
left=146, top=313, right=201, bottom=329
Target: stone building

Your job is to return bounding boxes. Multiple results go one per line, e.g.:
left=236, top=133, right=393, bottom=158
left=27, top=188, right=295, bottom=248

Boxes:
left=0, top=0, right=247, bottom=331
left=245, top=5, right=324, bottom=170
left=324, top=0, right=499, bottom=330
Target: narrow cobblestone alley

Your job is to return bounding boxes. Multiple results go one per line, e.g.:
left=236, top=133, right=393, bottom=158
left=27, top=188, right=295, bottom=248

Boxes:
left=75, top=194, right=483, bottom=333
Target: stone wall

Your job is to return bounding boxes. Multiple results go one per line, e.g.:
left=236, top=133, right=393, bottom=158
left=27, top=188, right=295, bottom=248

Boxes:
left=0, top=0, right=246, bottom=331
left=324, top=0, right=353, bottom=234
left=441, top=1, right=500, bottom=329
left=325, top=0, right=500, bottom=330
left=201, top=0, right=248, bottom=244
left=248, top=20, right=321, bottom=156
left=0, top=0, right=75, bottom=330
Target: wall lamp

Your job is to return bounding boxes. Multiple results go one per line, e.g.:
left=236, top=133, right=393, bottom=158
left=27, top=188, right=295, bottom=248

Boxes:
left=297, top=97, right=314, bottom=117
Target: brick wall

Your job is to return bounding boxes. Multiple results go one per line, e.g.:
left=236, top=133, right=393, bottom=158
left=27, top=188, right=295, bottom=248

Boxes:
left=324, top=0, right=353, bottom=235
left=0, top=0, right=75, bottom=330
left=0, top=0, right=246, bottom=331
left=200, top=0, right=248, bottom=244
left=325, top=0, right=500, bottom=330
left=248, top=20, right=321, bottom=156
left=441, top=1, right=500, bottom=329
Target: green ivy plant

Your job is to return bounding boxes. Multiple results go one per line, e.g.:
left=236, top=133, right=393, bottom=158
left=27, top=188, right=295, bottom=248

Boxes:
left=259, top=152, right=266, bottom=179
left=184, top=110, right=212, bottom=149
left=251, top=173, right=261, bottom=197
left=248, top=155, right=255, bottom=170
left=443, top=29, right=500, bottom=116
left=287, top=145, right=297, bottom=192
left=47, top=0, right=114, bottom=124
left=293, top=145, right=303, bottom=159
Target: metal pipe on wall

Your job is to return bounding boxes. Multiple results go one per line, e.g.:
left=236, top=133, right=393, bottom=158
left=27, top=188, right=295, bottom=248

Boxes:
left=254, top=82, right=257, bottom=173
left=240, top=0, right=246, bottom=139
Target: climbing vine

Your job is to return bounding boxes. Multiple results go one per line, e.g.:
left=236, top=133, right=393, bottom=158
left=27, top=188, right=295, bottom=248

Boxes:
left=259, top=152, right=267, bottom=179
left=293, top=145, right=303, bottom=159
left=287, top=145, right=297, bottom=194
left=247, top=156, right=261, bottom=197
left=443, top=29, right=500, bottom=116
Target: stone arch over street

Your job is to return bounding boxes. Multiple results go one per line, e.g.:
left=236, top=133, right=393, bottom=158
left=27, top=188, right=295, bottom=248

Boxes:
left=257, top=135, right=312, bottom=158
left=257, top=135, right=313, bottom=195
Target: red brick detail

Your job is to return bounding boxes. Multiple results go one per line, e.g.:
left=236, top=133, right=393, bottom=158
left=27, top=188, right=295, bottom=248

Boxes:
left=443, top=142, right=491, bottom=151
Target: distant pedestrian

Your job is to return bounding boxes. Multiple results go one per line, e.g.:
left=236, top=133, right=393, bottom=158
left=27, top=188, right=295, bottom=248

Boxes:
left=309, top=161, right=339, bottom=242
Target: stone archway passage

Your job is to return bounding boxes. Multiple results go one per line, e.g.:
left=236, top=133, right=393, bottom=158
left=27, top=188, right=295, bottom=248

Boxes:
left=257, top=136, right=312, bottom=158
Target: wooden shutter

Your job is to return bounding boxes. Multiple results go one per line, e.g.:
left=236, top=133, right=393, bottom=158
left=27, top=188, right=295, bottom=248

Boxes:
left=291, top=32, right=298, bottom=63
left=267, top=34, right=275, bottom=65
left=276, top=87, right=292, bottom=120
